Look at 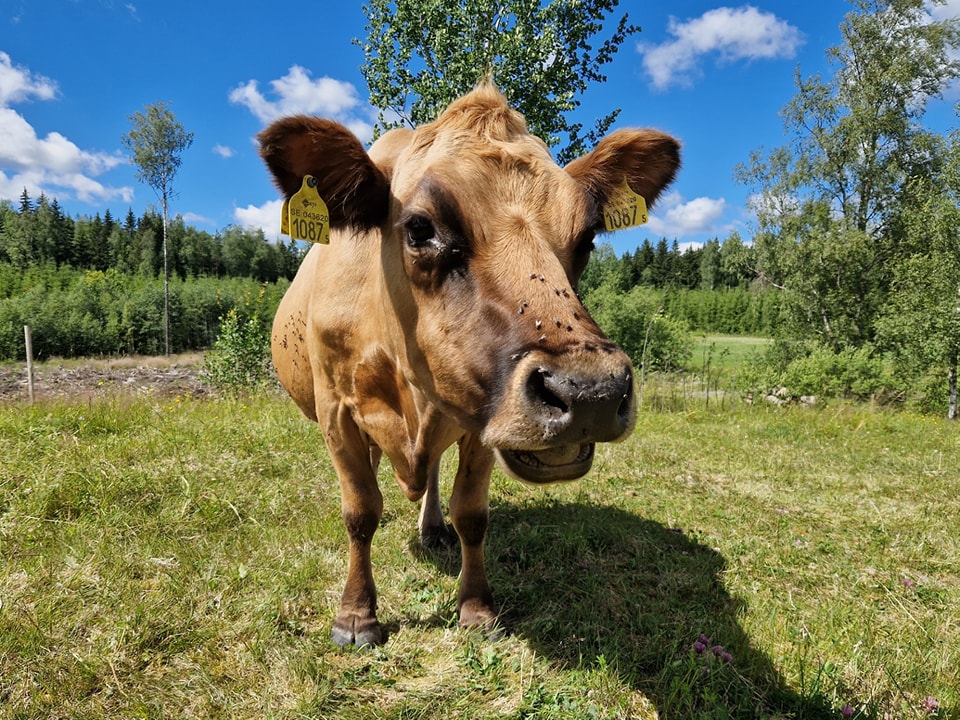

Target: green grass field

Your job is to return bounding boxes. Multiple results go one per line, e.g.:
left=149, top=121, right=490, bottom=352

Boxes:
left=1, top=385, right=957, bottom=719
left=690, top=334, right=773, bottom=372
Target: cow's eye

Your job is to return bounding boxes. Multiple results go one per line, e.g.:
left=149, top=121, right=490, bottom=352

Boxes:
left=405, top=216, right=436, bottom=248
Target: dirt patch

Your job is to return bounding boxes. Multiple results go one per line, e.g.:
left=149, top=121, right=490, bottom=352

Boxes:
left=0, top=354, right=211, bottom=403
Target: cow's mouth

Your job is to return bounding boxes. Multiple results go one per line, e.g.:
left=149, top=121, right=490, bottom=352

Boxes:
left=495, top=443, right=595, bottom=484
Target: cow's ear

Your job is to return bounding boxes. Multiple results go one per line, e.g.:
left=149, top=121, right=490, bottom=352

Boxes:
left=564, top=129, right=680, bottom=223
left=258, top=117, right=390, bottom=230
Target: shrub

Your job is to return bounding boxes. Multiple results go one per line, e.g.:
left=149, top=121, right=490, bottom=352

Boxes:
left=203, top=308, right=271, bottom=392
left=584, top=281, right=692, bottom=372
left=747, top=341, right=897, bottom=401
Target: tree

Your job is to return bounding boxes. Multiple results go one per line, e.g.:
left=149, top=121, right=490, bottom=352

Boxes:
left=355, top=0, right=638, bottom=163
left=122, top=101, right=194, bottom=354
left=577, top=241, right=624, bottom=295
left=876, top=131, right=960, bottom=419
left=718, top=231, right=753, bottom=289
left=736, top=0, right=960, bottom=348
left=699, top=238, right=721, bottom=291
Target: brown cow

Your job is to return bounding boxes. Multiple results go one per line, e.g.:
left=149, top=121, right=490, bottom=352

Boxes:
left=259, top=84, right=679, bottom=646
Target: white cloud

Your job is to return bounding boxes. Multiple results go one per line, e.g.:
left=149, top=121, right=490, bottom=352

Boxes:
left=0, top=51, right=57, bottom=105
left=234, top=198, right=284, bottom=240
left=182, top=212, right=214, bottom=226
left=212, top=144, right=235, bottom=159
left=0, top=56, right=132, bottom=205
left=639, top=6, right=803, bottom=90
left=230, top=66, right=375, bottom=143
left=927, top=0, right=960, bottom=21
left=230, top=66, right=359, bottom=123
left=646, top=192, right=728, bottom=237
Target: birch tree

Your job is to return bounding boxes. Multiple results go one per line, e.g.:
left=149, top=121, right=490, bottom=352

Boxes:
left=122, top=101, right=194, bottom=355
left=355, top=0, right=637, bottom=163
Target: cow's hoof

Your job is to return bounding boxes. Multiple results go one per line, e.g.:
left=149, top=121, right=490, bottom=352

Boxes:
left=420, top=522, right=458, bottom=549
left=459, top=599, right=501, bottom=639
left=331, top=616, right=383, bottom=647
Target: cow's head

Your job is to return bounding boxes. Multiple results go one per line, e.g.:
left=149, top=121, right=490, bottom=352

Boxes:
left=259, top=84, right=679, bottom=483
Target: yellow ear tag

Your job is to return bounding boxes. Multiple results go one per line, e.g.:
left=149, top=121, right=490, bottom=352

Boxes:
left=603, top=178, right=648, bottom=232
left=286, top=175, right=330, bottom=244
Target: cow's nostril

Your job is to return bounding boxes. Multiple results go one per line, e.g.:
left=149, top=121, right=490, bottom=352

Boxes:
left=528, top=368, right=568, bottom=417
left=520, top=363, right=634, bottom=444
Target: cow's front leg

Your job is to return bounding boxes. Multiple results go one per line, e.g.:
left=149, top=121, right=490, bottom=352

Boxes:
left=449, top=435, right=497, bottom=631
left=332, top=466, right=383, bottom=646
left=327, top=415, right=385, bottom=646
left=418, top=460, right=457, bottom=548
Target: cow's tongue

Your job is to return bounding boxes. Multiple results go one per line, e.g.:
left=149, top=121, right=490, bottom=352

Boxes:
left=523, top=443, right=588, bottom=467
left=496, top=443, right=595, bottom=483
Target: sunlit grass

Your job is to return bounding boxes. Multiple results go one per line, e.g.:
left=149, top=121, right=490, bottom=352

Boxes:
left=0, top=390, right=956, bottom=718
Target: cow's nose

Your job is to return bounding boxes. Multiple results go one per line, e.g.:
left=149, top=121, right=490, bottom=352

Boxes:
left=525, top=363, right=635, bottom=444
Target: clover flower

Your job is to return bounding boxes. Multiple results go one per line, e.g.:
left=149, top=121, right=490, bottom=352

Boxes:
left=922, top=696, right=939, bottom=715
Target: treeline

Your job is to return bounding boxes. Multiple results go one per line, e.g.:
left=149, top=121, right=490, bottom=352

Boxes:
left=0, top=264, right=285, bottom=360
left=0, top=190, right=303, bottom=282
left=579, top=235, right=779, bottom=338
left=581, top=234, right=754, bottom=293
left=0, top=189, right=302, bottom=361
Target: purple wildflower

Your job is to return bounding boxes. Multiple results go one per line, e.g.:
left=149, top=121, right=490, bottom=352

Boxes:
left=841, top=705, right=854, bottom=718
left=692, top=641, right=706, bottom=654
left=720, top=651, right=733, bottom=663
left=922, top=697, right=939, bottom=715
left=902, top=577, right=915, bottom=589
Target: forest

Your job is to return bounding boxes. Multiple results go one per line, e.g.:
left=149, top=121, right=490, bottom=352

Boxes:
left=0, top=193, right=297, bottom=358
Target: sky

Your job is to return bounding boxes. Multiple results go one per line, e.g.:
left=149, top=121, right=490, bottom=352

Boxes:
left=3, top=0, right=960, bottom=256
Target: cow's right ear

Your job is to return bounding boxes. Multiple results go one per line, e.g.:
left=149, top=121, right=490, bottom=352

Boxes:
left=258, top=117, right=390, bottom=230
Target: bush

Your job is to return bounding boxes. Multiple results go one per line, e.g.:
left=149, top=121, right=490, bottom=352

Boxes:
left=746, top=340, right=897, bottom=401
left=203, top=308, right=272, bottom=392
left=0, top=263, right=287, bottom=360
left=584, top=281, right=692, bottom=371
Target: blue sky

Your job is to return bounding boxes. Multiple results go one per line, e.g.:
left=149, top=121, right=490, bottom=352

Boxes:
left=3, top=0, right=959, bottom=256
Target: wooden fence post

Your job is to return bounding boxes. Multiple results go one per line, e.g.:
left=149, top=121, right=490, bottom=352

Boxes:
left=24, top=325, right=34, bottom=403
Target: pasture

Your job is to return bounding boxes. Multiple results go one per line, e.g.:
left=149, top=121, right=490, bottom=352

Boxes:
left=0, top=382, right=957, bottom=718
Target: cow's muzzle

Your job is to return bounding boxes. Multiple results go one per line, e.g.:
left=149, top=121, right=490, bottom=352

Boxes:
left=486, top=352, right=636, bottom=484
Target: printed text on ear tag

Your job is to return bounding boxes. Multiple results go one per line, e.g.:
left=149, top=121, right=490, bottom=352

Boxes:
left=286, top=175, right=330, bottom=244
left=603, top=178, right=648, bottom=232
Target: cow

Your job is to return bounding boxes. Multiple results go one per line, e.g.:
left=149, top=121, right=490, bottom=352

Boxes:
left=259, top=83, right=680, bottom=647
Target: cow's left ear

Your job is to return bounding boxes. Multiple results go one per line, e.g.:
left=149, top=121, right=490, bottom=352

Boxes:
left=564, top=129, right=681, bottom=223
left=258, top=117, right=390, bottom=230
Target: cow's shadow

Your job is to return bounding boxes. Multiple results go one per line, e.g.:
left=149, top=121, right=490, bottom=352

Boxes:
left=419, top=497, right=840, bottom=719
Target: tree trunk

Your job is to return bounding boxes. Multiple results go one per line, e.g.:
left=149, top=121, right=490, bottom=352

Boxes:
left=949, top=356, right=958, bottom=421
left=162, top=196, right=170, bottom=356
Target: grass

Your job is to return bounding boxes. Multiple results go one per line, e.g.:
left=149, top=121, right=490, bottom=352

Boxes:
left=0, top=384, right=957, bottom=719
left=690, top=334, right=773, bottom=372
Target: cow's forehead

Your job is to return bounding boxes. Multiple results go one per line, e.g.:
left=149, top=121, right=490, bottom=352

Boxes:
left=395, top=145, right=592, bottom=260
left=395, top=131, right=592, bottom=235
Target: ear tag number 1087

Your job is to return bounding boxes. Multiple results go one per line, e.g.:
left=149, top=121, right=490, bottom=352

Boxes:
left=283, top=175, right=330, bottom=244
left=603, top=178, right=648, bottom=232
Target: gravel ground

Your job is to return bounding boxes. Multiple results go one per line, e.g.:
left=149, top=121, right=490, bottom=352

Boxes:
left=0, top=355, right=211, bottom=402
